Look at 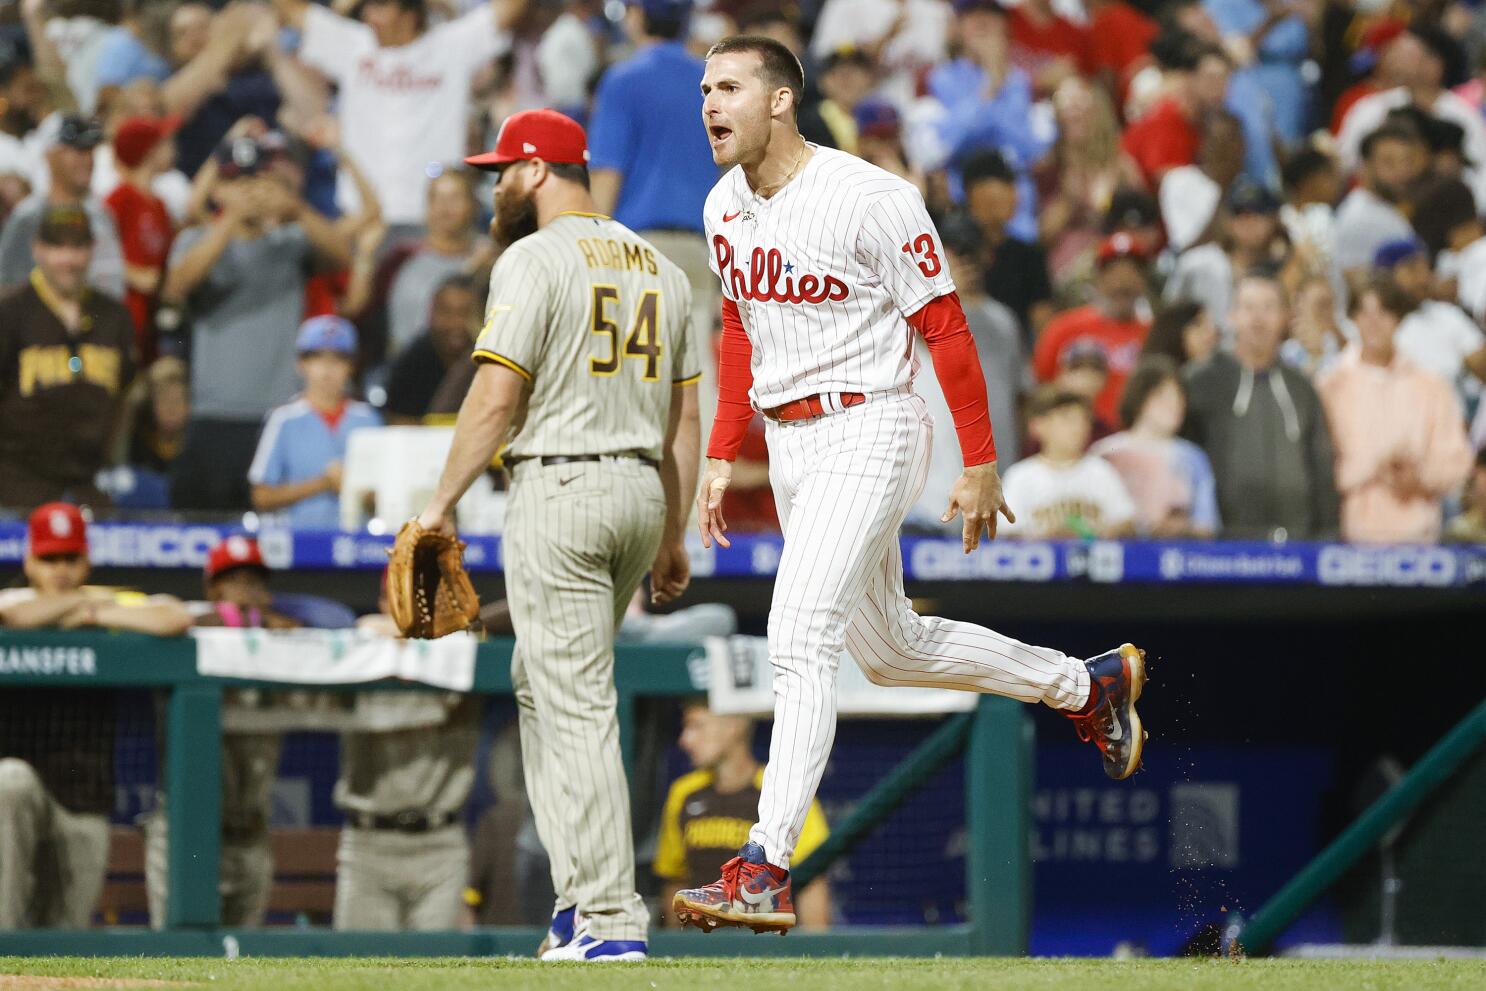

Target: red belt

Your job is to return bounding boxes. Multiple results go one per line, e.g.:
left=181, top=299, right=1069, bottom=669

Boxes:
left=762, top=392, right=866, bottom=422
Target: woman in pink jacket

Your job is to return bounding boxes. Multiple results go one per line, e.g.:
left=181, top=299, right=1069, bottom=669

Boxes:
left=1319, top=276, right=1474, bottom=543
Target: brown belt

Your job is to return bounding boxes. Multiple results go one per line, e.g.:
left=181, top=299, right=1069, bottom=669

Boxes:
left=762, top=392, right=866, bottom=422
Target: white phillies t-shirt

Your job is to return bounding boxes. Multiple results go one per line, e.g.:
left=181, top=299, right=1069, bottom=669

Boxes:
left=299, top=5, right=510, bottom=225
left=704, top=146, right=956, bottom=409
left=999, top=455, right=1137, bottom=539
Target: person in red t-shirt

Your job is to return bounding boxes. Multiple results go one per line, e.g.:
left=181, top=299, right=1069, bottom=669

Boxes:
left=104, top=117, right=176, bottom=365
left=1121, top=39, right=1231, bottom=188
left=1034, top=234, right=1152, bottom=426
left=1008, top=0, right=1093, bottom=96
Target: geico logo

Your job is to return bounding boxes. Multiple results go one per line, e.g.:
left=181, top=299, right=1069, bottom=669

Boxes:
left=89, top=526, right=224, bottom=568
left=909, top=540, right=1056, bottom=581
left=1317, top=546, right=1457, bottom=587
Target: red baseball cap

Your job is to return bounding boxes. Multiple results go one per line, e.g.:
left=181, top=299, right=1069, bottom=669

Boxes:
left=465, top=109, right=590, bottom=172
left=1096, top=232, right=1150, bottom=267
left=28, top=502, right=88, bottom=558
left=113, top=116, right=179, bottom=169
left=205, top=535, right=267, bottom=581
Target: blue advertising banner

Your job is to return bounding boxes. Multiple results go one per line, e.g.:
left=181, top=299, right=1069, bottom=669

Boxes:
left=1, top=521, right=1484, bottom=586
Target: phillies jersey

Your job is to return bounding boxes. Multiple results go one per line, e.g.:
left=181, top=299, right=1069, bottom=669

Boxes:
left=703, top=147, right=956, bottom=408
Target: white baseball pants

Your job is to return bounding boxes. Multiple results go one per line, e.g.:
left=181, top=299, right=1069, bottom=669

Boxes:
left=749, top=391, right=1092, bottom=869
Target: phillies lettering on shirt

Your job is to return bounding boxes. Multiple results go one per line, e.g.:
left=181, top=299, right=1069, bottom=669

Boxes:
left=298, top=4, right=511, bottom=226
left=703, top=146, right=956, bottom=409
left=353, top=59, right=445, bottom=93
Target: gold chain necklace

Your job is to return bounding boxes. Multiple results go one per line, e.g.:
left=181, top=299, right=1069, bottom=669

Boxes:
left=755, top=143, right=807, bottom=199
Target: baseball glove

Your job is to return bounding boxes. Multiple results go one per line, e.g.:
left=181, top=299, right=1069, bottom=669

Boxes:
left=386, top=520, right=482, bottom=639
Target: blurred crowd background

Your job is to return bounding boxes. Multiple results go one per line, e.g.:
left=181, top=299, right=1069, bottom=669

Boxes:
left=1, top=0, right=1485, bottom=546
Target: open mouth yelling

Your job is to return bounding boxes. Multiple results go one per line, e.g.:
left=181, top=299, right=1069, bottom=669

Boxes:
left=709, top=124, right=733, bottom=147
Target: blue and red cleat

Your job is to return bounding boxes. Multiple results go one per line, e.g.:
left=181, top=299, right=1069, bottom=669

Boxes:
left=1070, top=643, right=1148, bottom=780
left=672, top=841, right=795, bottom=934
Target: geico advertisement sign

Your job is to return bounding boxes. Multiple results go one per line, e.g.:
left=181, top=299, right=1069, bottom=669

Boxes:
left=1317, top=546, right=1458, bottom=586
left=908, top=540, right=1057, bottom=581
left=87, top=526, right=294, bottom=570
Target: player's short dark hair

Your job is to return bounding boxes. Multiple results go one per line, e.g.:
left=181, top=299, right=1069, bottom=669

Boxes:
left=1347, top=272, right=1416, bottom=320
left=1280, top=147, right=1336, bottom=195
left=1360, top=120, right=1425, bottom=160
left=546, top=161, right=590, bottom=190
left=707, top=35, right=806, bottom=118
left=960, top=149, right=1015, bottom=189
left=1119, top=355, right=1185, bottom=431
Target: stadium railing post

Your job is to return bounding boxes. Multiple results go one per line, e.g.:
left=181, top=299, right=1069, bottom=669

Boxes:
left=164, top=682, right=223, bottom=929
left=966, top=695, right=1032, bottom=955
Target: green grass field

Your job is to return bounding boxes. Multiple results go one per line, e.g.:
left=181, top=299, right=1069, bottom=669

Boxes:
left=2, top=957, right=1484, bottom=991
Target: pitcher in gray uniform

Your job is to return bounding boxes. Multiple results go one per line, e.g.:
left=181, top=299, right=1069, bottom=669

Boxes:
left=415, top=109, right=701, bottom=961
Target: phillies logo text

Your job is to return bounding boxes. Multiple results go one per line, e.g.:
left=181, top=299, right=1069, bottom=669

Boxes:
left=712, top=237, right=850, bottom=305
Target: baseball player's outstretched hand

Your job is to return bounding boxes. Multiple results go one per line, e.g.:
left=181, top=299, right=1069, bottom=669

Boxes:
left=697, top=458, right=733, bottom=549
left=942, top=462, right=1016, bottom=554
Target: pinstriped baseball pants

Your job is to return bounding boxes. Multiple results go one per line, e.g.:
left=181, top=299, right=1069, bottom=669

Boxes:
left=504, top=458, right=665, bottom=942
left=750, top=392, right=1092, bottom=869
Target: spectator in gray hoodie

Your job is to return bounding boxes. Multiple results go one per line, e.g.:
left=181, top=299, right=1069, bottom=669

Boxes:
left=1183, top=273, right=1340, bottom=540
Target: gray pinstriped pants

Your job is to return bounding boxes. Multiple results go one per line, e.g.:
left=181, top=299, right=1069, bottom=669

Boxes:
left=504, top=458, right=665, bottom=942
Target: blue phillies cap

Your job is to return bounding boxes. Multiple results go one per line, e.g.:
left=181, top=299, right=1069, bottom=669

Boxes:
left=1373, top=237, right=1426, bottom=270
left=296, top=315, right=358, bottom=356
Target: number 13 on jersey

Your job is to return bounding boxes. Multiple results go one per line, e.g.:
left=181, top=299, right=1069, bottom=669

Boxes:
left=590, top=285, right=663, bottom=381
left=901, top=233, right=942, bottom=278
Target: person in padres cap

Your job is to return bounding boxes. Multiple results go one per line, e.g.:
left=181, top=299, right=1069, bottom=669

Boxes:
left=0, top=205, right=136, bottom=509
left=415, top=108, right=702, bottom=961
left=0, top=503, right=191, bottom=928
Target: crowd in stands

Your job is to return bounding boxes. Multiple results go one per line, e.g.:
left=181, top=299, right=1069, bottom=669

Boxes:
left=0, top=0, right=1484, bottom=545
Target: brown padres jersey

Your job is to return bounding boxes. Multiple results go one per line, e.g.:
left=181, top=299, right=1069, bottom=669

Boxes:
left=0, top=271, right=134, bottom=486
left=472, top=212, right=701, bottom=461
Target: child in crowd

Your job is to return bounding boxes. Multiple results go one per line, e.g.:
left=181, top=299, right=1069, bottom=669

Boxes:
left=248, top=316, right=382, bottom=529
left=1092, top=356, right=1220, bottom=537
left=1001, top=387, right=1137, bottom=539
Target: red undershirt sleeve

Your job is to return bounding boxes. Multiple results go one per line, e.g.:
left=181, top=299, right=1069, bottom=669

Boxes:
left=706, top=297, right=755, bottom=462
left=908, top=292, right=998, bottom=466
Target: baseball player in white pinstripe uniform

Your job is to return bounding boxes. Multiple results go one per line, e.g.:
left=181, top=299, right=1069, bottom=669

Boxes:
left=672, top=37, right=1150, bottom=935
left=415, top=109, right=701, bottom=962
